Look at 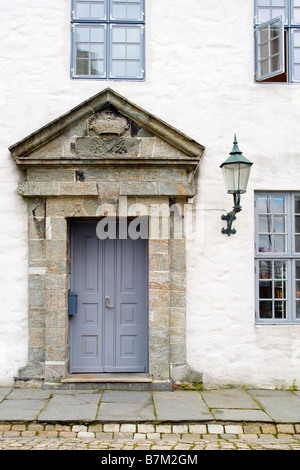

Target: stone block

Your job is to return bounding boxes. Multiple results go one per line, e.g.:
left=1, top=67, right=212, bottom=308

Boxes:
left=29, top=274, right=46, bottom=290
left=120, top=424, right=136, bottom=433
left=46, top=197, right=86, bottom=217
left=45, top=309, right=68, bottom=329
left=19, top=182, right=60, bottom=196
left=28, top=289, right=45, bottom=309
left=59, top=182, right=98, bottom=196
left=225, top=425, right=243, bottom=434
left=149, top=271, right=169, bottom=290
left=46, top=239, right=68, bottom=260
left=149, top=290, right=170, bottom=309
left=27, top=169, right=75, bottom=182
left=49, top=217, right=67, bottom=240
left=45, top=290, right=67, bottom=310
left=208, top=424, right=224, bottom=434
left=261, top=424, right=277, bottom=434
left=149, top=253, right=169, bottom=271
left=28, top=217, right=45, bottom=240
left=173, top=424, right=188, bottom=434
left=97, top=182, right=121, bottom=199
left=29, top=240, right=45, bottom=260
left=121, top=181, right=157, bottom=196
left=76, top=136, right=140, bottom=158
left=46, top=274, right=68, bottom=290
left=277, top=424, right=295, bottom=434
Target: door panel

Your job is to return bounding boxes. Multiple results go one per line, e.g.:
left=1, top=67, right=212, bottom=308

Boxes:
left=70, top=221, right=148, bottom=373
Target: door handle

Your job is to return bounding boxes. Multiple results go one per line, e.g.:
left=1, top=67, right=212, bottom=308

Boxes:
left=105, top=296, right=114, bottom=308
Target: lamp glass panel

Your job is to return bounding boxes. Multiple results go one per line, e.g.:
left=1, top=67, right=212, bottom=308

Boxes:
left=221, top=162, right=251, bottom=194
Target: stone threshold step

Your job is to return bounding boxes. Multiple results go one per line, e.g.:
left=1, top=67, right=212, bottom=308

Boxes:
left=61, top=373, right=153, bottom=384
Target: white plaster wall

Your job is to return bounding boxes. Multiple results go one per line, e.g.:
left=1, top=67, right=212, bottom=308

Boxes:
left=1, top=0, right=300, bottom=387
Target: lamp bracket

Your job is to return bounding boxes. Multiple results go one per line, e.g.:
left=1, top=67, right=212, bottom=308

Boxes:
left=221, top=192, right=242, bottom=236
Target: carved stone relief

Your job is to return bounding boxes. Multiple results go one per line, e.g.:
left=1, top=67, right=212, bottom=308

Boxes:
left=87, top=107, right=130, bottom=137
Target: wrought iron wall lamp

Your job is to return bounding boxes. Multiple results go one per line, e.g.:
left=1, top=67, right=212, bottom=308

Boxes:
left=220, top=135, right=253, bottom=236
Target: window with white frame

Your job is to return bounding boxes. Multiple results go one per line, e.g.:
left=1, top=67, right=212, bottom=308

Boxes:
left=71, top=0, right=145, bottom=80
left=254, top=0, right=300, bottom=82
left=255, top=192, right=300, bottom=324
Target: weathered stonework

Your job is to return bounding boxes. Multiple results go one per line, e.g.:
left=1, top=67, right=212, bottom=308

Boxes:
left=9, top=88, right=204, bottom=387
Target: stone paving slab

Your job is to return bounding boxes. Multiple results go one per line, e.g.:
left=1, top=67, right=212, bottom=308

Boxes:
left=248, top=389, right=300, bottom=423
left=0, top=399, right=48, bottom=421
left=0, top=388, right=12, bottom=401
left=153, top=391, right=213, bottom=422
left=37, top=392, right=100, bottom=422
left=97, top=402, right=155, bottom=422
left=201, top=389, right=260, bottom=409
left=97, top=391, right=155, bottom=421
left=212, top=408, right=272, bottom=422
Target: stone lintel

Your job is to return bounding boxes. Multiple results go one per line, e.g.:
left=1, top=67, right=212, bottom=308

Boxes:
left=18, top=181, right=195, bottom=198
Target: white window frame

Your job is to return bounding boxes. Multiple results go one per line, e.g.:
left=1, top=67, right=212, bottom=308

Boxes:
left=255, top=16, right=285, bottom=81
left=254, top=0, right=300, bottom=83
left=71, top=0, right=145, bottom=80
left=255, top=192, right=300, bottom=324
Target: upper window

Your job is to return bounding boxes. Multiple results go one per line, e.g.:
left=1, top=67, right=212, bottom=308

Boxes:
left=71, top=0, right=145, bottom=80
left=255, top=192, right=300, bottom=324
left=254, top=0, right=300, bottom=82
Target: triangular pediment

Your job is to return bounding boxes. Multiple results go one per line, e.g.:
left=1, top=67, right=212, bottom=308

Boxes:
left=9, top=88, right=205, bottom=168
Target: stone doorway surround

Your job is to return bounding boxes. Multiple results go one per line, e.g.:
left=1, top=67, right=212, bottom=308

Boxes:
left=9, top=88, right=205, bottom=388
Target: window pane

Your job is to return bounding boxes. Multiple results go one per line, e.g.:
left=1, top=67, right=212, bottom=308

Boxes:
left=273, top=196, right=285, bottom=213
left=258, top=9, right=271, bottom=22
left=127, top=44, right=140, bottom=59
left=259, top=301, right=273, bottom=318
left=294, top=64, right=300, bottom=80
left=90, top=44, right=104, bottom=59
left=111, top=0, right=143, bottom=20
left=295, top=235, right=300, bottom=252
left=112, top=27, right=126, bottom=42
left=112, top=44, right=126, bottom=59
left=76, top=43, right=89, bottom=58
left=258, top=0, right=271, bottom=5
left=91, top=2, right=105, bottom=18
left=91, top=60, right=104, bottom=75
left=274, top=280, right=286, bottom=298
left=259, top=235, right=272, bottom=252
left=295, top=215, right=300, bottom=232
left=296, top=263, right=300, bottom=281
left=296, top=279, right=300, bottom=296
left=275, top=300, right=286, bottom=318
left=274, top=235, right=286, bottom=252
left=274, top=261, right=287, bottom=279
left=75, top=0, right=106, bottom=19
left=260, top=281, right=273, bottom=298
left=270, top=54, right=280, bottom=72
left=259, top=215, right=272, bottom=232
left=76, top=59, right=89, bottom=74
left=76, top=2, right=90, bottom=17
left=258, top=195, right=272, bottom=213
left=259, top=261, right=272, bottom=278
left=76, top=26, right=90, bottom=42
left=111, top=60, right=126, bottom=76
left=296, top=301, right=300, bottom=318
left=274, top=216, right=285, bottom=232
left=90, top=26, right=105, bottom=42
left=126, top=60, right=141, bottom=76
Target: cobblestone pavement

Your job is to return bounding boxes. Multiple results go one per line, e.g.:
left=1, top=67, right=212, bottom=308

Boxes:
left=1, top=431, right=300, bottom=451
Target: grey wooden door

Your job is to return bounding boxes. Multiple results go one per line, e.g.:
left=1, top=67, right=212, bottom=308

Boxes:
left=70, top=221, right=148, bottom=373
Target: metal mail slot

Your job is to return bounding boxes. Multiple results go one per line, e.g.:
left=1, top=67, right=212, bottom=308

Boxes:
left=68, top=292, right=77, bottom=315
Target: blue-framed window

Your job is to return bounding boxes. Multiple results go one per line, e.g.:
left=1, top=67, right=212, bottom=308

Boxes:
left=255, top=192, right=300, bottom=324
left=254, top=0, right=300, bottom=82
left=71, top=0, right=145, bottom=80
